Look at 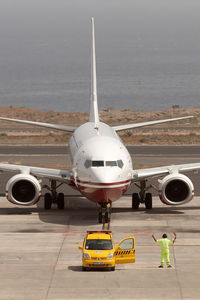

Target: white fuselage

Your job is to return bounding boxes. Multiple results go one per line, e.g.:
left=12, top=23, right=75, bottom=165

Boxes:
left=69, top=122, right=133, bottom=203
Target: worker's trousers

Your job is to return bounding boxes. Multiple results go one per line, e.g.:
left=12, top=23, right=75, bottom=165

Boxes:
left=161, top=249, right=170, bottom=266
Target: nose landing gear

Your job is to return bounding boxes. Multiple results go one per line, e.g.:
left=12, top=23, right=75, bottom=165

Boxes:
left=98, top=202, right=112, bottom=224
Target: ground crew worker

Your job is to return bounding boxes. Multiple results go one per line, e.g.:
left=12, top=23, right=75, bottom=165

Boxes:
left=152, top=232, right=176, bottom=268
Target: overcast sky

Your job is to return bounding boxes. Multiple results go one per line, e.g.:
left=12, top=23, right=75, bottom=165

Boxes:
left=0, top=0, right=199, bottom=67
left=1, top=0, right=200, bottom=49
left=0, top=0, right=200, bottom=111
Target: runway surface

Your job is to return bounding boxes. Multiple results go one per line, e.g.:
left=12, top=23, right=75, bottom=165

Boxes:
left=1, top=144, right=200, bottom=155
left=1, top=145, right=200, bottom=299
left=0, top=195, right=200, bottom=299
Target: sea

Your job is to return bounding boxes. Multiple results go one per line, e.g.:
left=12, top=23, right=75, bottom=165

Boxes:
left=0, top=0, right=200, bottom=113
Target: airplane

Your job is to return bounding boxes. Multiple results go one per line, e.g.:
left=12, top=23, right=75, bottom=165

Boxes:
left=0, top=18, right=200, bottom=223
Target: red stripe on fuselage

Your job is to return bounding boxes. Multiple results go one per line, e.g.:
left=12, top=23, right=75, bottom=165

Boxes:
left=76, top=179, right=131, bottom=203
left=76, top=178, right=131, bottom=187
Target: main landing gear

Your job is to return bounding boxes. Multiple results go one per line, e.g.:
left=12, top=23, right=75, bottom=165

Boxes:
left=132, top=180, right=152, bottom=210
left=98, top=202, right=112, bottom=224
left=43, top=180, right=65, bottom=210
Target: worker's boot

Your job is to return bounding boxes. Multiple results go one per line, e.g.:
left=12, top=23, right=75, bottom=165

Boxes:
left=158, top=265, right=163, bottom=268
left=167, top=265, right=172, bottom=268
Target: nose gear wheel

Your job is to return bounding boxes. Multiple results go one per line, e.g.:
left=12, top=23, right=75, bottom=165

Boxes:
left=98, top=202, right=112, bottom=224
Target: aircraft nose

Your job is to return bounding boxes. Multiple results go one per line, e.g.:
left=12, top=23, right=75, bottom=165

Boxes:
left=90, top=168, right=119, bottom=183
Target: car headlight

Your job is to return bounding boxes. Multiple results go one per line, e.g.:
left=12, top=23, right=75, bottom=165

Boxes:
left=83, top=253, right=90, bottom=259
left=107, top=253, right=114, bottom=259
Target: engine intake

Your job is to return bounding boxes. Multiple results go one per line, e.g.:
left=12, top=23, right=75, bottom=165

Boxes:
left=159, top=173, right=194, bottom=205
left=6, top=174, right=41, bottom=206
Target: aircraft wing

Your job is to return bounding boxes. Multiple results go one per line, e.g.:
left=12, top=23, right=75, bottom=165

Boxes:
left=132, top=163, right=200, bottom=182
left=0, top=117, right=76, bottom=132
left=0, top=163, right=72, bottom=184
left=112, top=116, right=193, bottom=131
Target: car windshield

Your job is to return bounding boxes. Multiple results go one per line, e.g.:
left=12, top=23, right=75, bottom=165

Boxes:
left=85, top=239, right=113, bottom=250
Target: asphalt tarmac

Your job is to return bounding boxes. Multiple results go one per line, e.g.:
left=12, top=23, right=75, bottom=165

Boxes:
left=1, top=144, right=200, bottom=155
left=1, top=195, right=200, bottom=299
left=1, top=145, right=200, bottom=299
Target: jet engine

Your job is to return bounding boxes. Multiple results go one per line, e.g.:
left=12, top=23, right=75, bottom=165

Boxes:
left=158, top=173, right=194, bottom=205
left=6, top=174, right=41, bottom=206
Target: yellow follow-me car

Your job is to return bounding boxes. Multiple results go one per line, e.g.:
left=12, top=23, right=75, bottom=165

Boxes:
left=78, top=231, right=135, bottom=271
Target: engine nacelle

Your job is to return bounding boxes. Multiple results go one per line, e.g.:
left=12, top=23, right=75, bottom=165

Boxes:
left=6, top=174, right=41, bottom=206
left=158, top=173, right=194, bottom=205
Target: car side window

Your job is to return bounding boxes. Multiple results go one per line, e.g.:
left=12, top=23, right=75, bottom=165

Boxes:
left=119, top=238, right=134, bottom=250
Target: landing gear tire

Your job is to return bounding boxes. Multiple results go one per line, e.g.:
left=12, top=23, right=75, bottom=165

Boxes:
left=57, top=193, right=65, bottom=210
left=98, top=212, right=103, bottom=224
left=44, top=193, right=52, bottom=210
left=145, top=193, right=152, bottom=209
left=132, top=193, right=140, bottom=210
left=98, top=202, right=112, bottom=224
left=105, top=212, right=110, bottom=223
left=44, top=180, right=65, bottom=210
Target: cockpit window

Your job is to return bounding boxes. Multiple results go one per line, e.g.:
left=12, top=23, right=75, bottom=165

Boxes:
left=84, top=159, right=124, bottom=168
left=84, top=160, right=92, bottom=168
left=106, top=161, right=117, bottom=167
left=117, top=160, right=124, bottom=168
left=92, top=161, right=104, bottom=167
